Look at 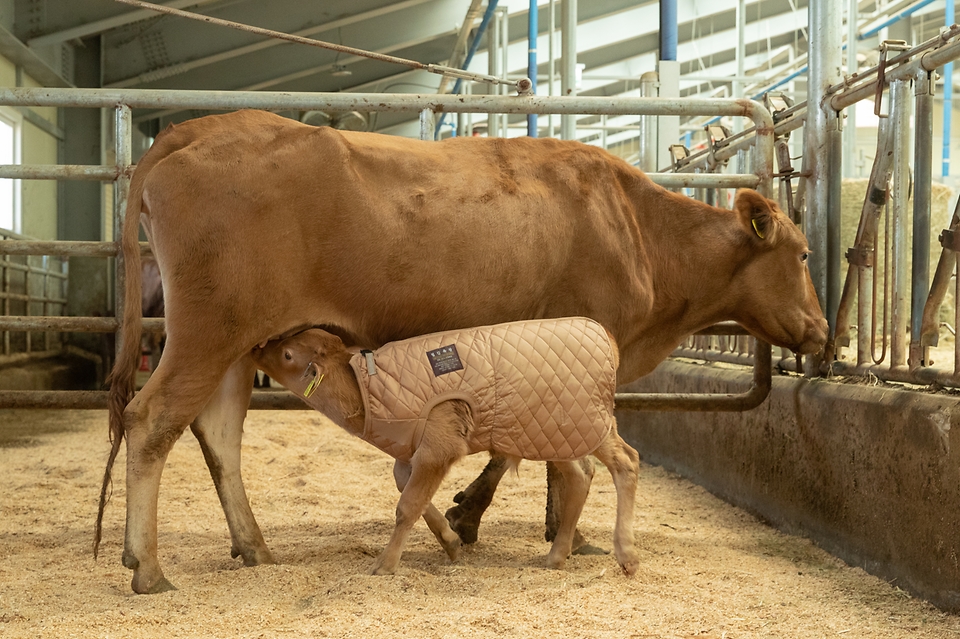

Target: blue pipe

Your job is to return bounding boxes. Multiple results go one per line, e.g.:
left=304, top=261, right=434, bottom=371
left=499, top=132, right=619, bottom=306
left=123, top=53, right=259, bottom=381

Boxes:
left=945, top=0, right=955, bottom=178
left=436, top=0, right=500, bottom=139
left=859, top=0, right=936, bottom=40
left=659, top=0, right=677, bottom=62
left=527, top=0, right=538, bottom=137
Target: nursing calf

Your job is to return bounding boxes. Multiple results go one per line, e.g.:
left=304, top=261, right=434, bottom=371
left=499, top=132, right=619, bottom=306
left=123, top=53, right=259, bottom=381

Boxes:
left=252, top=317, right=640, bottom=576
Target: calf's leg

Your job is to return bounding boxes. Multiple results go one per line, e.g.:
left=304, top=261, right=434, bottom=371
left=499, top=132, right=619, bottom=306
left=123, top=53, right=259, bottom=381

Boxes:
left=544, top=460, right=591, bottom=570
left=444, top=453, right=508, bottom=544
left=393, top=460, right=461, bottom=561
left=591, top=427, right=641, bottom=576
left=372, top=402, right=468, bottom=575
left=190, top=356, right=275, bottom=567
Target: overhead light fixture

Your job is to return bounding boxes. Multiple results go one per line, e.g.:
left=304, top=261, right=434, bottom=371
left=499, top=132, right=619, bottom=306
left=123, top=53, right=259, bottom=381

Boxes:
left=332, top=64, right=352, bottom=77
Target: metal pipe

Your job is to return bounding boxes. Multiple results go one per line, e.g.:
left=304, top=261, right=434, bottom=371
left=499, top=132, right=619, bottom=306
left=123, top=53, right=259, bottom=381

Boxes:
left=889, top=78, right=912, bottom=368
left=639, top=71, right=659, bottom=172
left=0, top=316, right=163, bottom=332
left=419, top=108, right=435, bottom=141
left=527, top=0, right=538, bottom=137
left=0, top=240, right=150, bottom=257
left=115, top=105, right=133, bottom=369
left=945, top=0, right=956, bottom=178
left=615, top=340, right=770, bottom=412
left=659, top=0, right=677, bottom=62
left=560, top=0, right=577, bottom=140
left=500, top=6, right=510, bottom=138
left=0, top=164, right=129, bottom=181
left=843, top=0, right=859, bottom=177
left=804, top=0, right=843, bottom=348
left=910, top=69, right=934, bottom=368
left=920, top=196, right=960, bottom=351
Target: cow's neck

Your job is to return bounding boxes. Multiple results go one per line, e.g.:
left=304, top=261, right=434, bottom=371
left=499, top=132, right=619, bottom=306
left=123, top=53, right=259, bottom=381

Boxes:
left=620, top=183, right=746, bottom=380
left=314, top=374, right=366, bottom=438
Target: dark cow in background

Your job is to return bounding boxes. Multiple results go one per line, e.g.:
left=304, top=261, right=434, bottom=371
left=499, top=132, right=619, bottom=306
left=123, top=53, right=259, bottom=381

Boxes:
left=97, top=109, right=827, bottom=594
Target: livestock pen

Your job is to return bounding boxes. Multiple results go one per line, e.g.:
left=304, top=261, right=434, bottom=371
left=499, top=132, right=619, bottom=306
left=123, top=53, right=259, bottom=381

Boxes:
left=2, top=0, right=960, bottom=635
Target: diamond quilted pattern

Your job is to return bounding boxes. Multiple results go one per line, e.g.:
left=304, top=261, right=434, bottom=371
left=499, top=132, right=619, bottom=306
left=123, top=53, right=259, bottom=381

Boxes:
left=349, top=317, right=618, bottom=462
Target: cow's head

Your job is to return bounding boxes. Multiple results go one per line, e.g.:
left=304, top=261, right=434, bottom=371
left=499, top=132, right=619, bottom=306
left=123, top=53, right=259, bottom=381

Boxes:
left=729, top=190, right=828, bottom=355
left=252, top=329, right=351, bottom=398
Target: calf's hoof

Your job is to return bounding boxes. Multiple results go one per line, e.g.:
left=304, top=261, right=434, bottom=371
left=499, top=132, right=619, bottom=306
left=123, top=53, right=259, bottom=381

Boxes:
left=544, top=553, right=567, bottom=571
left=618, top=556, right=640, bottom=577
left=444, top=503, right=481, bottom=545
left=440, top=535, right=462, bottom=562
left=370, top=561, right=397, bottom=576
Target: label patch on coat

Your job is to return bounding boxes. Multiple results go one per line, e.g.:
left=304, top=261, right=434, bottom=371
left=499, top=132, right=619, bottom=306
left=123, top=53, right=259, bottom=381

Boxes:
left=426, top=344, right=464, bottom=376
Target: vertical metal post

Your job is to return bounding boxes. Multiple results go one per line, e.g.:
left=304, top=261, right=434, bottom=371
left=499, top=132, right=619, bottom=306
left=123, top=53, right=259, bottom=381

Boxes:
left=548, top=0, right=556, bottom=138
left=115, top=104, right=132, bottom=364
left=733, top=0, right=746, bottom=138
left=560, top=0, right=577, bottom=140
left=843, top=0, right=859, bottom=177
left=639, top=71, right=659, bottom=172
left=910, top=70, right=934, bottom=368
left=804, top=0, right=843, bottom=371
left=419, top=108, right=436, bottom=141
left=889, top=78, right=912, bottom=368
left=527, top=0, right=538, bottom=137
left=500, top=6, right=510, bottom=138
left=487, top=11, right=501, bottom=137
left=945, top=0, right=955, bottom=178
left=2, top=249, right=8, bottom=355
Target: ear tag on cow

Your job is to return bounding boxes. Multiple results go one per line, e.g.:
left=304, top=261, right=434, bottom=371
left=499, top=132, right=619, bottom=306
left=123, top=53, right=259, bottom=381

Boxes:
left=304, top=371, right=324, bottom=398
left=361, top=349, right=377, bottom=376
left=751, top=218, right=765, bottom=239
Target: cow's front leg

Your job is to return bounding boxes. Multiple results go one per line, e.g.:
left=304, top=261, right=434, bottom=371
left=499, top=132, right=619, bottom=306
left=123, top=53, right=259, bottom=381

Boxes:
left=190, top=356, right=275, bottom=567
left=444, top=453, right=509, bottom=543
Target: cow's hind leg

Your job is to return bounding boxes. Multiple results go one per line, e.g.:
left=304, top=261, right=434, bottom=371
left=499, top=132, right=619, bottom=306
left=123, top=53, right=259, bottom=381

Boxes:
left=546, top=458, right=606, bottom=555
left=393, top=460, right=460, bottom=561
left=445, top=453, right=509, bottom=544
left=123, top=356, right=233, bottom=594
left=190, top=356, right=275, bottom=567
left=544, top=460, right=590, bottom=570
left=591, top=427, right=640, bottom=576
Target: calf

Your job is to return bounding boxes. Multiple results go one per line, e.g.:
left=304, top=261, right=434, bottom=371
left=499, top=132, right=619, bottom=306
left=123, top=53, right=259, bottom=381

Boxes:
left=252, top=317, right=641, bottom=576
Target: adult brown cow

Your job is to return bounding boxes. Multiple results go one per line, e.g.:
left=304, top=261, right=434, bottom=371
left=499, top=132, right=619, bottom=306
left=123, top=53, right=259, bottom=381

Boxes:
left=98, top=109, right=826, bottom=594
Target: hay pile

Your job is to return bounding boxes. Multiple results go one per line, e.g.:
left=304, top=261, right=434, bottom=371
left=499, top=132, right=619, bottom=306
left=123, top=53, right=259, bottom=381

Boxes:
left=1, top=408, right=958, bottom=638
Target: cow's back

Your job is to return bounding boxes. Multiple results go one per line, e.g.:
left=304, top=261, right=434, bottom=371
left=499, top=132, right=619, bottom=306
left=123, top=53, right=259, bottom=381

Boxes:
left=140, top=111, right=654, bottom=361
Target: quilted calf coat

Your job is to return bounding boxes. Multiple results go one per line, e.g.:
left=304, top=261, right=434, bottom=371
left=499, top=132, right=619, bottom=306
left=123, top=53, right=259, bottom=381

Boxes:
left=344, top=317, right=619, bottom=463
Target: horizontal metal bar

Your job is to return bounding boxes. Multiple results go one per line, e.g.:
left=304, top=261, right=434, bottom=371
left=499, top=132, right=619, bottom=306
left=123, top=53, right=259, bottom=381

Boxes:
left=0, top=293, right=67, bottom=304
left=0, top=316, right=164, bottom=332
left=649, top=173, right=760, bottom=189
left=0, top=164, right=129, bottom=181
left=0, top=88, right=771, bottom=123
left=0, top=240, right=152, bottom=257
left=615, top=340, right=771, bottom=412
left=0, top=260, right=67, bottom=276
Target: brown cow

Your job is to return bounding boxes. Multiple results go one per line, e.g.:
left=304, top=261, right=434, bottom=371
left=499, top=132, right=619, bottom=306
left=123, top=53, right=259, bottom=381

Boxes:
left=98, top=109, right=826, bottom=594
left=251, top=319, right=639, bottom=576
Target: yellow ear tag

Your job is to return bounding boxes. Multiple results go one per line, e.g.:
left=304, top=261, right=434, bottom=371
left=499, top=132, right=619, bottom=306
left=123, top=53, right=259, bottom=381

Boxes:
left=304, top=373, right=324, bottom=398
left=751, top=218, right=765, bottom=239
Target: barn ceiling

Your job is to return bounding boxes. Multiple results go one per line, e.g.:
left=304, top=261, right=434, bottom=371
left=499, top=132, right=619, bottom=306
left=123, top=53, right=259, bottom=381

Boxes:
left=5, top=0, right=955, bottom=138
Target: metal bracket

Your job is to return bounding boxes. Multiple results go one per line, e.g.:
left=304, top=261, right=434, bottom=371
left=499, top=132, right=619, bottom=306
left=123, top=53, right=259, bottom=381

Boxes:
left=939, top=229, right=960, bottom=252
left=845, top=246, right=875, bottom=267
left=874, top=40, right=910, bottom=117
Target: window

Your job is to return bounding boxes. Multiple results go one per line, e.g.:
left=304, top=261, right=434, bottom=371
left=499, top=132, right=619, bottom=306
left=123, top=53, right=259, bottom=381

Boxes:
left=0, top=107, right=22, bottom=233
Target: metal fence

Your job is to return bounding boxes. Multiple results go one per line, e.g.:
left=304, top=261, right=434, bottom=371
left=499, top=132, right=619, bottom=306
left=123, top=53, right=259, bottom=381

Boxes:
left=0, top=88, right=779, bottom=410
left=0, top=228, right=68, bottom=361
left=667, top=27, right=960, bottom=387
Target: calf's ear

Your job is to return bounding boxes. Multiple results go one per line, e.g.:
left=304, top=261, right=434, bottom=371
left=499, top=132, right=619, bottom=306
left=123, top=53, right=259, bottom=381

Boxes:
left=734, top=189, right=778, bottom=243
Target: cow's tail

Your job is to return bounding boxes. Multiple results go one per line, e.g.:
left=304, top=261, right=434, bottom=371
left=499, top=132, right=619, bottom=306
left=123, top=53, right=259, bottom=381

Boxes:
left=94, top=156, right=150, bottom=559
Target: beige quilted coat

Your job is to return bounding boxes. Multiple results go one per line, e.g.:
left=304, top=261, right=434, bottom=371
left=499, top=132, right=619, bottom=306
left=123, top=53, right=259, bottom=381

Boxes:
left=347, top=317, right=619, bottom=463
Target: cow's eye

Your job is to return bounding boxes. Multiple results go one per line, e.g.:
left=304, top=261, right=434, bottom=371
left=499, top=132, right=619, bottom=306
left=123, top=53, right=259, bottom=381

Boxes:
left=284, top=350, right=292, bottom=361
left=801, top=252, right=809, bottom=263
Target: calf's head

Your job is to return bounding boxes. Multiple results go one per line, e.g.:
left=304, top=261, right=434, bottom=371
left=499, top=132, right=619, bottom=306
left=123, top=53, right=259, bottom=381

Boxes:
left=728, top=190, right=828, bottom=355
left=252, top=329, right=351, bottom=398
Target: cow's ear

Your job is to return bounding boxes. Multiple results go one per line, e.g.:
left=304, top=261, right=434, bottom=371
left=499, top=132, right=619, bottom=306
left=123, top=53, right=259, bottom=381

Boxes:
left=734, top=189, right=777, bottom=242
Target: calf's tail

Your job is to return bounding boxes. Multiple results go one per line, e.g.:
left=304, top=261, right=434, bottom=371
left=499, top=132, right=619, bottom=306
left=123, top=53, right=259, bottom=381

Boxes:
left=94, top=162, right=148, bottom=559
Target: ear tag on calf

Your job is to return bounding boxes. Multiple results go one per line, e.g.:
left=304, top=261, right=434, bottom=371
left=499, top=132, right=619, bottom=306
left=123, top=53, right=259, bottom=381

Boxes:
left=304, top=371, right=324, bottom=398
left=751, top=218, right=765, bottom=239
left=361, top=349, right=377, bottom=376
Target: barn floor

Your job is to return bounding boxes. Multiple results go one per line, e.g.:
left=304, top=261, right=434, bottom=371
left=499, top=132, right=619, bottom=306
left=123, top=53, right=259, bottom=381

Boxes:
left=1, top=408, right=958, bottom=638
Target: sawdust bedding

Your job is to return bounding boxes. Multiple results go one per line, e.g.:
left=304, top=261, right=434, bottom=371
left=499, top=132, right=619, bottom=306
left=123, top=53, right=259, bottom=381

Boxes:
left=1, top=408, right=958, bottom=639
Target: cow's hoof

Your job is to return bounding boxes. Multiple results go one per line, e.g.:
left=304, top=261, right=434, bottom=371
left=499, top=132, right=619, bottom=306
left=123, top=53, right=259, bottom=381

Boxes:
left=370, top=562, right=397, bottom=576
left=232, top=545, right=277, bottom=566
left=618, top=556, right=640, bottom=577
left=572, top=543, right=610, bottom=556
left=131, top=574, right=177, bottom=595
left=444, top=504, right=480, bottom=545
left=544, top=554, right=567, bottom=571
left=440, top=535, right=461, bottom=562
